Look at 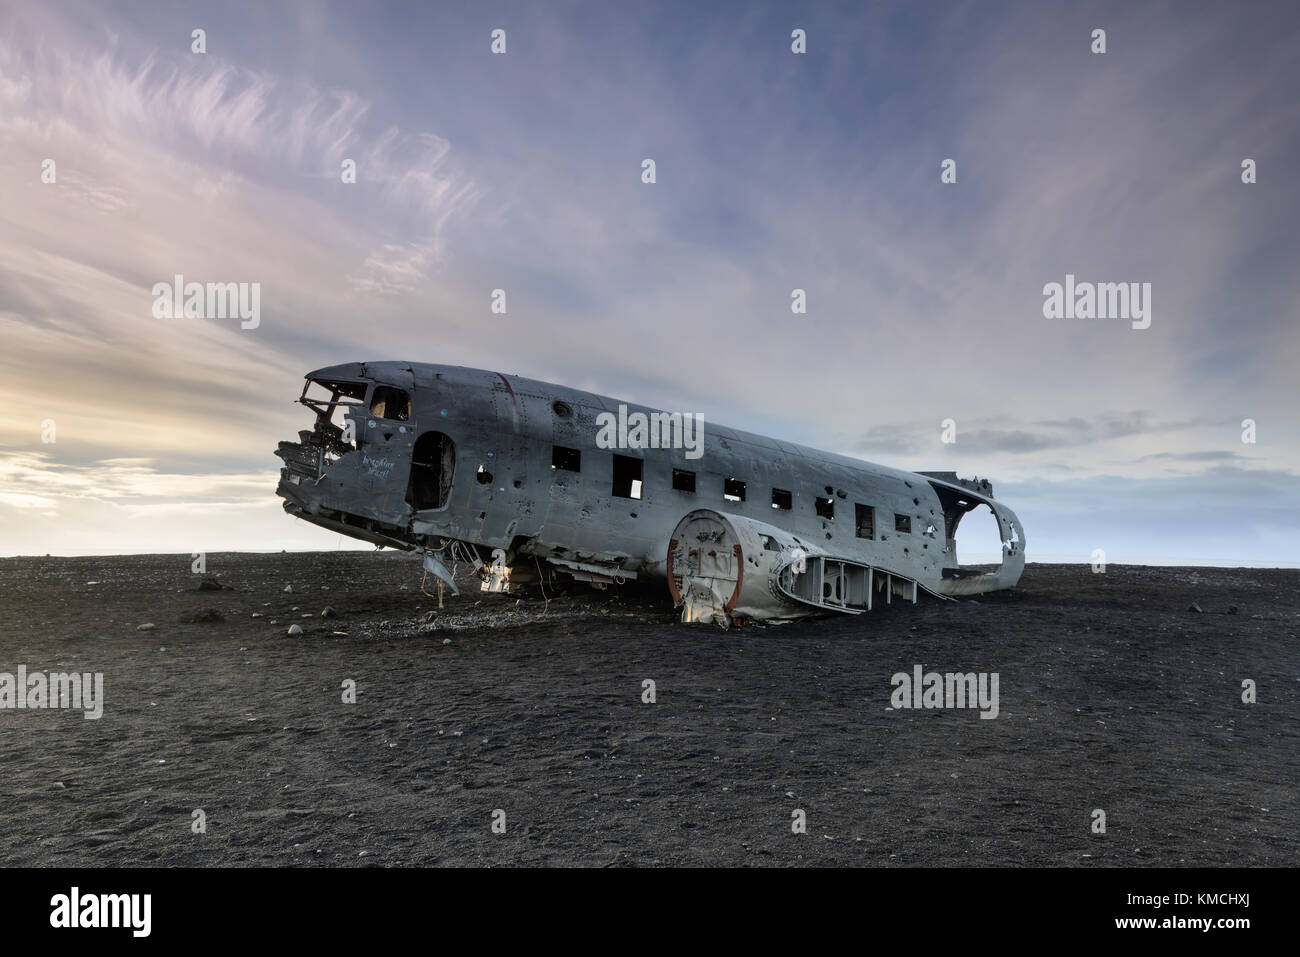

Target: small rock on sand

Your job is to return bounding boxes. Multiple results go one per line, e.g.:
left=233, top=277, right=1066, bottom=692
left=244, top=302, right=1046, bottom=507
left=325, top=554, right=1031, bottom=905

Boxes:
left=182, top=608, right=224, bottom=624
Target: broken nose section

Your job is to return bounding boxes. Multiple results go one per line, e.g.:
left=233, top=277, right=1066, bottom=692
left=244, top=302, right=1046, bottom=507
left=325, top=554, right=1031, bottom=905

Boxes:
left=274, top=430, right=327, bottom=517
left=274, top=422, right=418, bottom=551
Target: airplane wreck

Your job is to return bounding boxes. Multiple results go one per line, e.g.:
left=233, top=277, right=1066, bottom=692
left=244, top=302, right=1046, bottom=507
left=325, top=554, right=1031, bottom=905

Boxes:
left=275, top=362, right=1025, bottom=627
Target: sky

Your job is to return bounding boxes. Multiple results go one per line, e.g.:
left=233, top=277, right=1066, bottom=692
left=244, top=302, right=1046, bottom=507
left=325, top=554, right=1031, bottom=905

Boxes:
left=1, top=0, right=1297, bottom=564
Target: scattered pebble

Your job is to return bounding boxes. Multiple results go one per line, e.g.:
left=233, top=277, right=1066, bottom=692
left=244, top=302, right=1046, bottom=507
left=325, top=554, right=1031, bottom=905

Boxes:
left=136, top=623, right=155, bottom=632
left=287, top=624, right=303, bottom=636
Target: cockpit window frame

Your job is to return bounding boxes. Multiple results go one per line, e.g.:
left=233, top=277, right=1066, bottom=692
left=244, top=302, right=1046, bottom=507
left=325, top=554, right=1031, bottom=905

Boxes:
left=369, top=384, right=412, bottom=422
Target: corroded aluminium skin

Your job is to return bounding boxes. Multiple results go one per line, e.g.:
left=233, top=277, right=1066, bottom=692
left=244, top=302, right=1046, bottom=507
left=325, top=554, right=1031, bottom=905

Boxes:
left=274, top=361, right=1026, bottom=621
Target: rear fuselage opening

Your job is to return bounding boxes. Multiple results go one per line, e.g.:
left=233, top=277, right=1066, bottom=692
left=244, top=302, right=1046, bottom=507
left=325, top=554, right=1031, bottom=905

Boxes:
left=953, top=503, right=1006, bottom=567
left=927, top=479, right=1025, bottom=594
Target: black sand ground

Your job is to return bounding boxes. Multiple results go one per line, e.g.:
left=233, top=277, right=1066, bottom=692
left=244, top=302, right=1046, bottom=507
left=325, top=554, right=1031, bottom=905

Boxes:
left=0, top=553, right=1295, bottom=866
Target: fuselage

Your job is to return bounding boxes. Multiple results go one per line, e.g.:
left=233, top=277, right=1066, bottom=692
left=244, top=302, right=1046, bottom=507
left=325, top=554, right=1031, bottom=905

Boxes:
left=274, top=361, right=1026, bottom=600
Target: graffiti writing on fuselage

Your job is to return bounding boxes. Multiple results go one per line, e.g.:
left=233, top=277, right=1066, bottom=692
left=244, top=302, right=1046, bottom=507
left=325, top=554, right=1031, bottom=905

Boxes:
left=362, top=452, right=395, bottom=480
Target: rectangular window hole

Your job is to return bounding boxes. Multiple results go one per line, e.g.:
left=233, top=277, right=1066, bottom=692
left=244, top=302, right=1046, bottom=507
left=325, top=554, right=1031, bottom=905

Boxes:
left=552, top=446, right=581, bottom=472
left=855, top=504, right=874, bottom=539
left=612, top=455, right=643, bottom=499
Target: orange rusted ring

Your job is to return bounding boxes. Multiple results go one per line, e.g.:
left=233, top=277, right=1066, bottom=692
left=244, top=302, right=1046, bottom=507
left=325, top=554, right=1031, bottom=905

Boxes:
left=666, top=537, right=681, bottom=605
left=724, top=543, right=744, bottom=612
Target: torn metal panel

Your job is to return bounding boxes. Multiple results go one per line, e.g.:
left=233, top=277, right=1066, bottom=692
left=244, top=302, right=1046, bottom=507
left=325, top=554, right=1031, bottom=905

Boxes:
left=421, top=551, right=459, bottom=595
